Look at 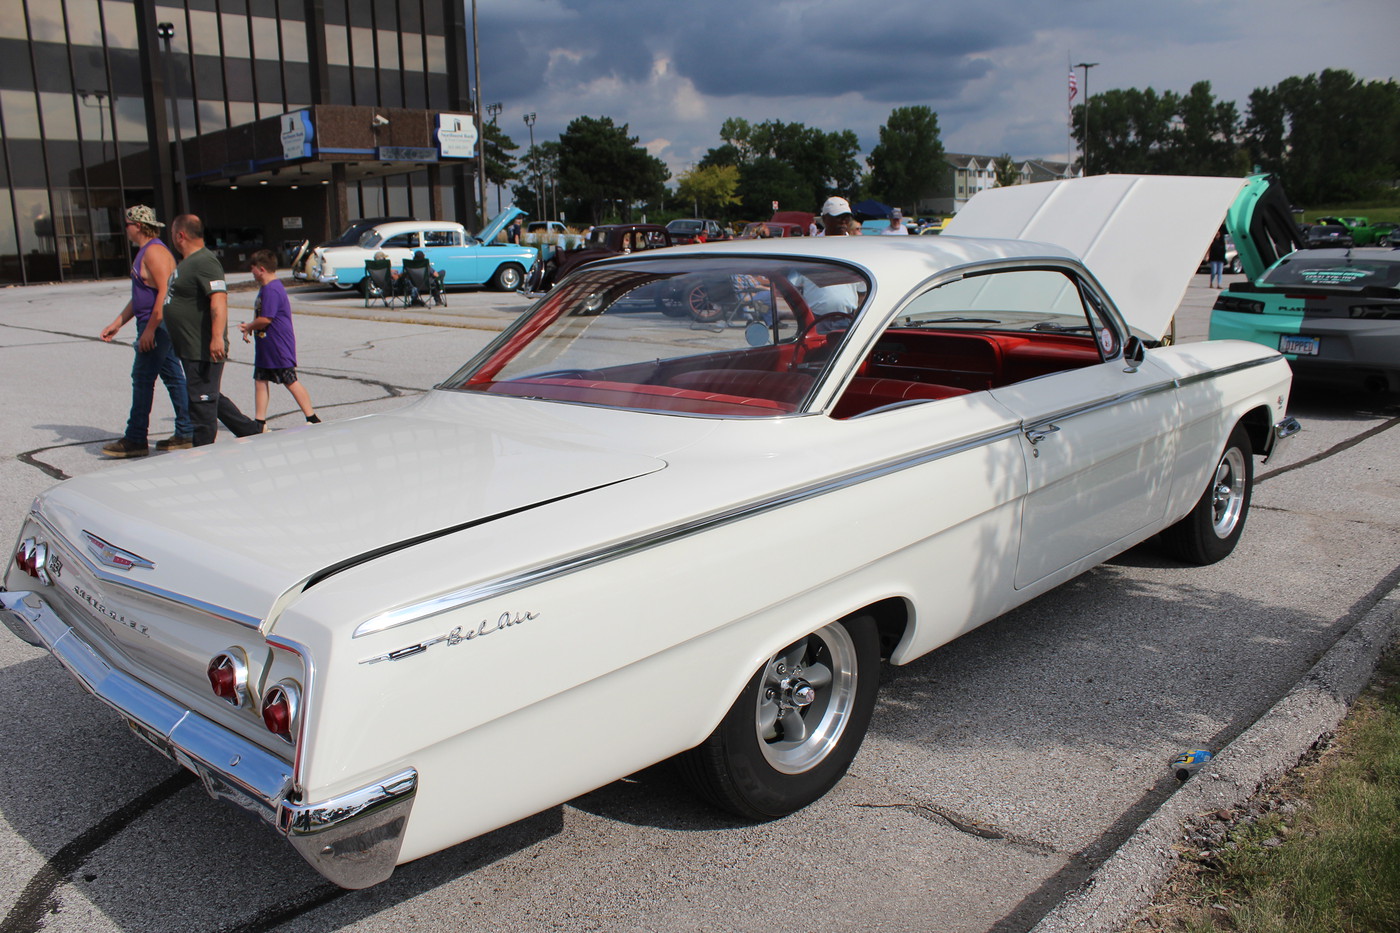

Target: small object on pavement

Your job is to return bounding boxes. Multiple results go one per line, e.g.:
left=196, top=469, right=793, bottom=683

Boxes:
left=1171, top=749, right=1214, bottom=781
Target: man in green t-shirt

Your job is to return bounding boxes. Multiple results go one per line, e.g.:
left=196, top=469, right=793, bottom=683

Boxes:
left=164, top=214, right=261, bottom=446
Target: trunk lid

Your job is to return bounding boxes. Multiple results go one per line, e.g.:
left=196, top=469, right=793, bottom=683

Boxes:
left=36, top=393, right=667, bottom=630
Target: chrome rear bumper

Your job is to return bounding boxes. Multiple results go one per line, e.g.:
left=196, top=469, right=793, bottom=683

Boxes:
left=0, top=589, right=416, bottom=889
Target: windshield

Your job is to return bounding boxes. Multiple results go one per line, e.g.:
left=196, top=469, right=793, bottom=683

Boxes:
left=668, top=221, right=703, bottom=233
left=1262, top=255, right=1400, bottom=289
left=444, top=257, right=871, bottom=417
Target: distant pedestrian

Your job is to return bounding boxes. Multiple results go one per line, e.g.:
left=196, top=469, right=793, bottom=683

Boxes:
left=99, top=205, right=194, bottom=457
left=1208, top=228, right=1227, bottom=288
left=883, top=208, right=909, bottom=235
left=163, top=214, right=262, bottom=446
left=816, top=197, right=859, bottom=237
left=239, top=249, right=320, bottom=430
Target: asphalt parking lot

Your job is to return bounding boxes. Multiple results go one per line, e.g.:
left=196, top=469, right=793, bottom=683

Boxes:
left=0, top=271, right=1397, bottom=933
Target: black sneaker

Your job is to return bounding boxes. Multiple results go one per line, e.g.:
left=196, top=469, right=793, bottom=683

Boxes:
left=155, top=435, right=194, bottom=451
left=101, top=438, right=149, bottom=458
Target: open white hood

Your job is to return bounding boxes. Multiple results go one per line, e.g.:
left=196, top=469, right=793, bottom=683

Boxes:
left=944, top=174, right=1247, bottom=340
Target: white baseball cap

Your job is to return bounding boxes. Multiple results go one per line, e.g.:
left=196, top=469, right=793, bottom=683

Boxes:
left=820, top=196, right=852, bottom=217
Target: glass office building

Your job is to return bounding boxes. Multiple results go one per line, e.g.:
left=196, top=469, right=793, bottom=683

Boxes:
left=0, top=0, right=479, bottom=284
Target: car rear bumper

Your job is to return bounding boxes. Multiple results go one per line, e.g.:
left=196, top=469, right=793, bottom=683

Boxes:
left=0, top=589, right=417, bottom=889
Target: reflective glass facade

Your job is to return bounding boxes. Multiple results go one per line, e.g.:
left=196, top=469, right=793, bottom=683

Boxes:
left=0, top=0, right=468, bottom=284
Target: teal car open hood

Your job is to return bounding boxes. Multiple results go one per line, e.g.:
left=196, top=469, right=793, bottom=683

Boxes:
left=476, top=205, right=525, bottom=244
left=1225, top=174, right=1305, bottom=282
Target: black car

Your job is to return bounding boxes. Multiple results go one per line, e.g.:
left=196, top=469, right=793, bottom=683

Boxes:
left=291, top=216, right=415, bottom=280
left=1302, top=224, right=1355, bottom=249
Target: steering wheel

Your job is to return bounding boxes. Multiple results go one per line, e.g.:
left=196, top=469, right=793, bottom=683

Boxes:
left=799, top=311, right=855, bottom=340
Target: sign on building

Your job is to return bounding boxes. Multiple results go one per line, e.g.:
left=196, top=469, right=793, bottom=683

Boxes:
left=281, top=111, right=313, bottom=160
left=437, top=113, right=478, bottom=158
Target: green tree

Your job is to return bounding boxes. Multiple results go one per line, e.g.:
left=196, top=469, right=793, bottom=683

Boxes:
left=676, top=164, right=741, bottom=217
left=994, top=153, right=1021, bottom=188
left=556, top=116, right=671, bottom=224
left=1245, top=70, right=1400, bottom=203
left=867, top=106, right=947, bottom=209
left=1073, top=87, right=1179, bottom=174
left=701, top=118, right=862, bottom=217
left=1165, top=81, right=1244, bottom=176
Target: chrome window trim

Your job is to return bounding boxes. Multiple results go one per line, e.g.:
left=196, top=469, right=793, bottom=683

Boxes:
left=354, top=421, right=1025, bottom=638
left=29, top=512, right=263, bottom=630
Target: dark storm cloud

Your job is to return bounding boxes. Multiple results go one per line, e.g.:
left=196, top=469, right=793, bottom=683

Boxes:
left=481, top=0, right=1022, bottom=105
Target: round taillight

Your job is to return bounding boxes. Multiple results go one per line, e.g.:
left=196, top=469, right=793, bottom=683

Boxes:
left=206, top=649, right=248, bottom=707
left=15, top=538, right=37, bottom=576
left=262, top=681, right=300, bottom=741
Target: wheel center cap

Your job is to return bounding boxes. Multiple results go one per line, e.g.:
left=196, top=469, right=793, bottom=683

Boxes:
left=783, top=678, right=816, bottom=708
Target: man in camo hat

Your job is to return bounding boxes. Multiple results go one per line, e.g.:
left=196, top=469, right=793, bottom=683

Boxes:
left=98, top=205, right=194, bottom=457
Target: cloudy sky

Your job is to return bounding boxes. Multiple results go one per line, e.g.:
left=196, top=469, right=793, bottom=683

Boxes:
left=472, top=0, right=1398, bottom=180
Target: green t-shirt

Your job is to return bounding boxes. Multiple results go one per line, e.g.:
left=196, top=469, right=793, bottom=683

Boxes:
left=164, top=247, right=228, bottom=361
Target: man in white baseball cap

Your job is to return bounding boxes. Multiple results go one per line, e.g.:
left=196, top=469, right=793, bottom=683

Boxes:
left=817, top=196, right=858, bottom=236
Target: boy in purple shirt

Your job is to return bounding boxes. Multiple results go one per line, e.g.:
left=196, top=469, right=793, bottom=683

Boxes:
left=239, top=250, right=320, bottom=430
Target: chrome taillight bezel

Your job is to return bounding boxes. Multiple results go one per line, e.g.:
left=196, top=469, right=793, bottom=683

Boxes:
left=207, top=648, right=251, bottom=708
left=261, top=680, right=301, bottom=742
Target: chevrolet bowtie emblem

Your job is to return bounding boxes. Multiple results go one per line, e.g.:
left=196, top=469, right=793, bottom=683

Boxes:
left=83, top=531, right=155, bottom=571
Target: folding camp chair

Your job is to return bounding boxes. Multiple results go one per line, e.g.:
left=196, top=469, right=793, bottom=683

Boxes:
left=362, top=259, right=403, bottom=308
left=400, top=258, right=446, bottom=307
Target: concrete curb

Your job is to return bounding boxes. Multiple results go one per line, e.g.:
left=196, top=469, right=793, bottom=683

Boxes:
left=1030, top=578, right=1400, bottom=933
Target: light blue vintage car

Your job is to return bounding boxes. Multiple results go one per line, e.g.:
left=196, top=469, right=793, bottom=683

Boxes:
left=309, top=207, right=536, bottom=292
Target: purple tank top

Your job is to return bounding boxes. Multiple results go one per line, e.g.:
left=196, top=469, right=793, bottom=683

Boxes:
left=130, top=238, right=167, bottom=327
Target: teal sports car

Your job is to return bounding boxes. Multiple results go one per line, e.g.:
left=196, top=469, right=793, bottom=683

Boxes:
left=1208, top=176, right=1400, bottom=394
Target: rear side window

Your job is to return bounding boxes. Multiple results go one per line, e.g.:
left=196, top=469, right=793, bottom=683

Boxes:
left=381, top=232, right=418, bottom=249
left=423, top=229, right=460, bottom=247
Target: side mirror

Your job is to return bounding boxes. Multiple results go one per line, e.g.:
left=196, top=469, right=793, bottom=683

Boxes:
left=745, top=321, right=774, bottom=347
left=1122, top=336, right=1146, bottom=373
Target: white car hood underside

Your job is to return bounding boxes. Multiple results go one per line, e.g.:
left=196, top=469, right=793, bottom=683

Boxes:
left=944, top=174, right=1247, bottom=340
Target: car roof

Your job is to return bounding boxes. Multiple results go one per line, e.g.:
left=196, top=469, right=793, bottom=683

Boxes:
left=369, top=221, right=466, bottom=236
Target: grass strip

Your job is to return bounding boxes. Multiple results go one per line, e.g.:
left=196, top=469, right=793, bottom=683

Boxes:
left=1131, top=649, right=1400, bottom=932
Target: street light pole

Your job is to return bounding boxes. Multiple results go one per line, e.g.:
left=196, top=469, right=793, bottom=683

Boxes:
left=471, top=0, right=487, bottom=229
left=1074, top=61, right=1098, bottom=176
left=487, top=102, right=502, bottom=212
left=157, top=22, right=189, bottom=214
left=523, top=112, right=537, bottom=217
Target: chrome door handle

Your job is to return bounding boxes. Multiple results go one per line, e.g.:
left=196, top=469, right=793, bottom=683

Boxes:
left=1026, top=424, right=1060, bottom=445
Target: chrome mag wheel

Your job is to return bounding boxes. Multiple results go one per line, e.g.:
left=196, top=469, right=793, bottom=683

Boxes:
left=755, top=622, right=859, bottom=774
left=1211, top=446, right=1248, bottom=538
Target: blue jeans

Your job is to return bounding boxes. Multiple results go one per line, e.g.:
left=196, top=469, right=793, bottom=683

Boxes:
left=125, top=325, right=193, bottom=444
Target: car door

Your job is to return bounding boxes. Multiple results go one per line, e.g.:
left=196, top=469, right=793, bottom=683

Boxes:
left=981, top=272, right=1181, bottom=588
left=423, top=228, right=471, bottom=284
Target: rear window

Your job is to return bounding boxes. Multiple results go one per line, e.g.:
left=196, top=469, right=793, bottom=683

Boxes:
left=1262, top=256, right=1400, bottom=289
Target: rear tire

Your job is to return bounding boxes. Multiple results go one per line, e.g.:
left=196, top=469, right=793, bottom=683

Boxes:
left=1160, top=423, right=1253, bottom=565
left=677, top=614, right=880, bottom=820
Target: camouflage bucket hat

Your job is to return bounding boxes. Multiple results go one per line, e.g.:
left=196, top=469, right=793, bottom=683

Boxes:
left=125, top=205, right=164, bottom=228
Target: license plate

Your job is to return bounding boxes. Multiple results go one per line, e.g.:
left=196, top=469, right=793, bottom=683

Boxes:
left=1279, top=335, right=1319, bottom=356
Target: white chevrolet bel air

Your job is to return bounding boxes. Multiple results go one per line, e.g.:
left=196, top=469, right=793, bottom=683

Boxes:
left=2, top=175, right=1300, bottom=888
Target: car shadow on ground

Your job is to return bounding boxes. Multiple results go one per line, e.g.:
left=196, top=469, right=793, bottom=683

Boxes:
left=0, top=654, right=562, bottom=933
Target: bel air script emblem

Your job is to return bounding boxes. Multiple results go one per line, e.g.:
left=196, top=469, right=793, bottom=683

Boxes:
left=83, top=531, right=155, bottom=571
left=360, top=611, right=539, bottom=664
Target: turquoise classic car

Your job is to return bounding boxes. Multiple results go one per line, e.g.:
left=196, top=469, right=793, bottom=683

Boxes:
left=309, top=207, right=536, bottom=293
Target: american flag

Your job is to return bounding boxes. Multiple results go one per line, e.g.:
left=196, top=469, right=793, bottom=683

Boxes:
left=1068, top=70, right=1078, bottom=103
